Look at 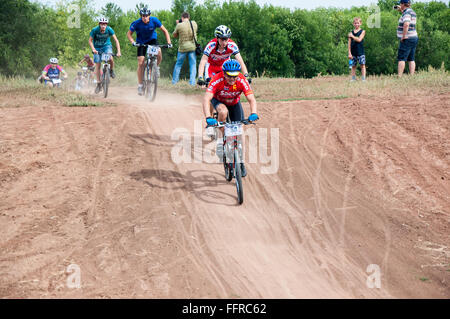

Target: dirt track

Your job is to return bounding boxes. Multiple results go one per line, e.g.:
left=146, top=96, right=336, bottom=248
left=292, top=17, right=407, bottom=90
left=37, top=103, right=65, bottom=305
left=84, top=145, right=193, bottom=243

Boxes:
left=0, top=86, right=449, bottom=298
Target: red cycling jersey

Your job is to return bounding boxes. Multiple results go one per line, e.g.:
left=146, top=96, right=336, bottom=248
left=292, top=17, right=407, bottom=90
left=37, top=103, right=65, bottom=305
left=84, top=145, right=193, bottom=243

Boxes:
left=83, top=56, right=95, bottom=67
left=207, top=72, right=253, bottom=106
left=203, top=38, right=240, bottom=78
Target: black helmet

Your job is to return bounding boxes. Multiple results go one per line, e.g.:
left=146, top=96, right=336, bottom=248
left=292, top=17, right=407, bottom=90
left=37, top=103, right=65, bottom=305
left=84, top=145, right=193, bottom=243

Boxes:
left=140, top=7, right=151, bottom=15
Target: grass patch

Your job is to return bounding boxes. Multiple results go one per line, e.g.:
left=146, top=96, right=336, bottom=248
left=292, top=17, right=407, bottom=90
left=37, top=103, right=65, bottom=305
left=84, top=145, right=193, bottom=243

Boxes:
left=2, top=66, right=448, bottom=106
left=0, top=75, right=108, bottom=107
left=112, top=64, right=449, bottom=101
left=419, top=277, right=429, bottom=282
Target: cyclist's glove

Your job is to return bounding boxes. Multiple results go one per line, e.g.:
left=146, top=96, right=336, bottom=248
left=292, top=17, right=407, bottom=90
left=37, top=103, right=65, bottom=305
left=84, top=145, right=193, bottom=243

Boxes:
left=244, top=73, right=252, bottom=84
left=248, top=113, right=259, bottom=122
left=197, top=77, right=205, bottom=86
left=206, top=117, right=217, bottom=126
left=132, top=42, right=139, bottom=47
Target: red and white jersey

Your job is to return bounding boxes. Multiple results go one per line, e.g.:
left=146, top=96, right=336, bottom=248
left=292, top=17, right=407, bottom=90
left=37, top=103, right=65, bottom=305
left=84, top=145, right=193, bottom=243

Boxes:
left=203, top=38, right=240, bottom=67
left=207, top=72, right=253, bottom=106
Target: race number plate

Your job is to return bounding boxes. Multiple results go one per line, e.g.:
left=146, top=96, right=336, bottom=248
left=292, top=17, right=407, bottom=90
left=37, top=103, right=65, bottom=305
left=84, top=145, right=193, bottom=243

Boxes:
left=52, top=79, right=62, bottom=84
left=101, top=53, right=110, bottom=61
left=147, top=46, right=159, bottom=56
left=224, top=123, right=243, bottom=137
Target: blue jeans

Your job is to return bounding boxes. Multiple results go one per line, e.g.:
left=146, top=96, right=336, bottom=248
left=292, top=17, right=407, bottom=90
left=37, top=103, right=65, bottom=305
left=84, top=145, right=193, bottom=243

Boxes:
left=172, top=51, right=197, bottom=86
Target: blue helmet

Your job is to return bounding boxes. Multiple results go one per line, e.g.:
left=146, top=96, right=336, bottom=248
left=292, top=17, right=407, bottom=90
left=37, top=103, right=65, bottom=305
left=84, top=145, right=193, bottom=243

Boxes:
left=222, top=59, right=241, bottom=76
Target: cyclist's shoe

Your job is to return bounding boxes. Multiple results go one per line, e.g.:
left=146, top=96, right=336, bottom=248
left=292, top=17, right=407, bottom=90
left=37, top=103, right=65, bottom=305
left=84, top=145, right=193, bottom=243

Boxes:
left=138, top=85, right=144, bottom=96
left=110, top=69, right=116, bottom=79
left=95, top=83, right=102, bottom=94
left=240, top=163, right=247, bottom=178
left=156, top=66, right=160, bottom=78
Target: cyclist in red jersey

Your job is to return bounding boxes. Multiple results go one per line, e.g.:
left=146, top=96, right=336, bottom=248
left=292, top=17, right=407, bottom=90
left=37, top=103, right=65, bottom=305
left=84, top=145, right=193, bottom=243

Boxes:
left=197, top=25, right=251, bottom=86
left=203, top=59, right=259, bottom=177
left=78, top=54, right=95, bottom=72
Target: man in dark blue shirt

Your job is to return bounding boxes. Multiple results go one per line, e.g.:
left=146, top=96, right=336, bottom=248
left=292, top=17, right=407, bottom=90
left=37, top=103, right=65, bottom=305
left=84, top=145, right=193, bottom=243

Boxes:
left=127, top=7, right=172, bottom=95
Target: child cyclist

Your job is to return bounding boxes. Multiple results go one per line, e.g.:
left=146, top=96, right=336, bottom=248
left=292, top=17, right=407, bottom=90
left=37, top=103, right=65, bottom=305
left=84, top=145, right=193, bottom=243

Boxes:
left=348, top=17, right=366, bottom=81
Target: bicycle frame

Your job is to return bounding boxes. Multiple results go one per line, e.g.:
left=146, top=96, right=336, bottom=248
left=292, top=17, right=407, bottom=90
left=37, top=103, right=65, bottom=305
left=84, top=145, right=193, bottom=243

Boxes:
left=208, top=118, right=254, bottom=204
left=136, top=43, right=170, bottom=101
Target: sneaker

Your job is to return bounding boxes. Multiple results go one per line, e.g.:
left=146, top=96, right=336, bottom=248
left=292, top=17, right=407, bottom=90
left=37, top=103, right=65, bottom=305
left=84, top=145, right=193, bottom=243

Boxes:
left=137, top=85, right=144, bottom=96
left=240, top=163, right=247, bottom=178
left=95, top=83, right=102, bottom=94
left=216, top=140, right=223, bottom=159
left=110, top=69, right=115, bottom=79
left=156, top=66, right=160, bottom=78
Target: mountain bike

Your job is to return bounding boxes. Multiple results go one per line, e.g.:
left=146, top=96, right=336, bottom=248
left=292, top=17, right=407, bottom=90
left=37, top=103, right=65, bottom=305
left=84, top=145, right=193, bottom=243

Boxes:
left=81, top=66, right=94, bottom=87
left=97, top=51, right=117, bottom=98
left=136, top=44, right=170, bottom=101
left=207, top=117, right=255, bottom=205
left=43, top=76, right=65, bottom=89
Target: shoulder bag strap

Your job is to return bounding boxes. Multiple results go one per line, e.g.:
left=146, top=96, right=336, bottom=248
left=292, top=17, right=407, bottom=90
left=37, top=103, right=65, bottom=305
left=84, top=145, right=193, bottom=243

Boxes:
left=189, top=20, right=198, bottom=45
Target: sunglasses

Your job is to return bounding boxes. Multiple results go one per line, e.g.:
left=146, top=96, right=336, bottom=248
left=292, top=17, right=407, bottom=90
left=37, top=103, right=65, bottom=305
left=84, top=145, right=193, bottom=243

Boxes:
left=142, top=15, right=150, bottom=18
left=225, top=73, right=238, bottom=79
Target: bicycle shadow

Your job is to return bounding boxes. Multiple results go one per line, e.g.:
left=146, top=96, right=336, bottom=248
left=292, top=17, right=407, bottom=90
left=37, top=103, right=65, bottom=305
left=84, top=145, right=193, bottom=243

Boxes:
left=130, top=168, right=240, bottom=206
left=129, top=133, right=176, bottom=147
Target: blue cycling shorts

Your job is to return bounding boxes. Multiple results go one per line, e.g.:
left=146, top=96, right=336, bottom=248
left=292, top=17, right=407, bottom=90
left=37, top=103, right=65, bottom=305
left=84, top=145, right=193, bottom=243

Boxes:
left=93, top=44, right=113, bottom=63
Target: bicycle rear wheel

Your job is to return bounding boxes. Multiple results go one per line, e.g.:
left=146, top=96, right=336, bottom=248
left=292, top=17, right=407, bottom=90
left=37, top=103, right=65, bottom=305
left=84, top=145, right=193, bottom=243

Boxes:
left=234, top=148, right=244, bottom=205
left=103, top=66, right=110, bottom=98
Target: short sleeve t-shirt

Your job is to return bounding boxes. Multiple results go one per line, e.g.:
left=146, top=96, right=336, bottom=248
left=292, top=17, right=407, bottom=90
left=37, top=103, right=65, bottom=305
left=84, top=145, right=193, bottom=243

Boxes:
left=130, top=17, right=162, bottom=44
left=173, top=20, right=197, bottom=52
left=207, top=72, right=253, bottom=106
left=90, top=26, right=115, bottom=48
left=397, top=8, right=418, bottom=39
left=203, top=39, right=240, bottom=67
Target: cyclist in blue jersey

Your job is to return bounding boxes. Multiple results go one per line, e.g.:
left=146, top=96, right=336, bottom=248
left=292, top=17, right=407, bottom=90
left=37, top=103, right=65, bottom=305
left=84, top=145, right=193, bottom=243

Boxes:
left=126, top=7, right=172, bottom=95
left=89, top=17, right=122, bottom=94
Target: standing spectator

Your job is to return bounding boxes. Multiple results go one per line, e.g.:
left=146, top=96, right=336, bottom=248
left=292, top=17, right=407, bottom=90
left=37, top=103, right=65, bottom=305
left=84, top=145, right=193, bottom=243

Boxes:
left=172, top=12, right=198, bottom=86
left=348, top=17, right=366, bottom=81
left=396, top=0, right=419, bottom=77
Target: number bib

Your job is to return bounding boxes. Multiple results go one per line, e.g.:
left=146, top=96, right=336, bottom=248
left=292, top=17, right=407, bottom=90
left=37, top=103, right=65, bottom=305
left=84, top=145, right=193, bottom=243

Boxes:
left=101, top=53, right=110, bottom=61
left=147, top=46, right=159, bottom=56
left=224, top=123, right=243, bottom=137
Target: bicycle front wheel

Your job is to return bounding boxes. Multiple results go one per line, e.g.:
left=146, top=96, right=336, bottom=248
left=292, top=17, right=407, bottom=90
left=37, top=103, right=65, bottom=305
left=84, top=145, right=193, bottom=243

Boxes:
left=144, top=61, right=151, bottom=99
left=234, top=148, right=244, bottom=205
left=148, top=62, right=158, bottom=102
left=103, top=66, right=110, bottom=98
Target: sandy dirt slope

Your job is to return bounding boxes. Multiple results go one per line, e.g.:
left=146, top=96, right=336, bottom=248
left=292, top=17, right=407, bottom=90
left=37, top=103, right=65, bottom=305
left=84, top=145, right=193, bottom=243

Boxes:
left=0, top=86, right=448, bottom=298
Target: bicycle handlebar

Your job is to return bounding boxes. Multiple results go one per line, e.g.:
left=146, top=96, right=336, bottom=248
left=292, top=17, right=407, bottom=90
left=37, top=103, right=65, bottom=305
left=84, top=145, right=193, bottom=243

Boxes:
left=135, top=43, right=172, bottom=49
left=207, top=119, right=256, bottom=128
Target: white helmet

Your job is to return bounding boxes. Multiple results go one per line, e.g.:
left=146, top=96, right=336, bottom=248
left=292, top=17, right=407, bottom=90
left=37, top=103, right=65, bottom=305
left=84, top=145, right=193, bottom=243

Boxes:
left=214, top=25, right=232, bottom=39
left=98, top=17, right=108, bottom=24
left=49, top=57, right=58, bottom=64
